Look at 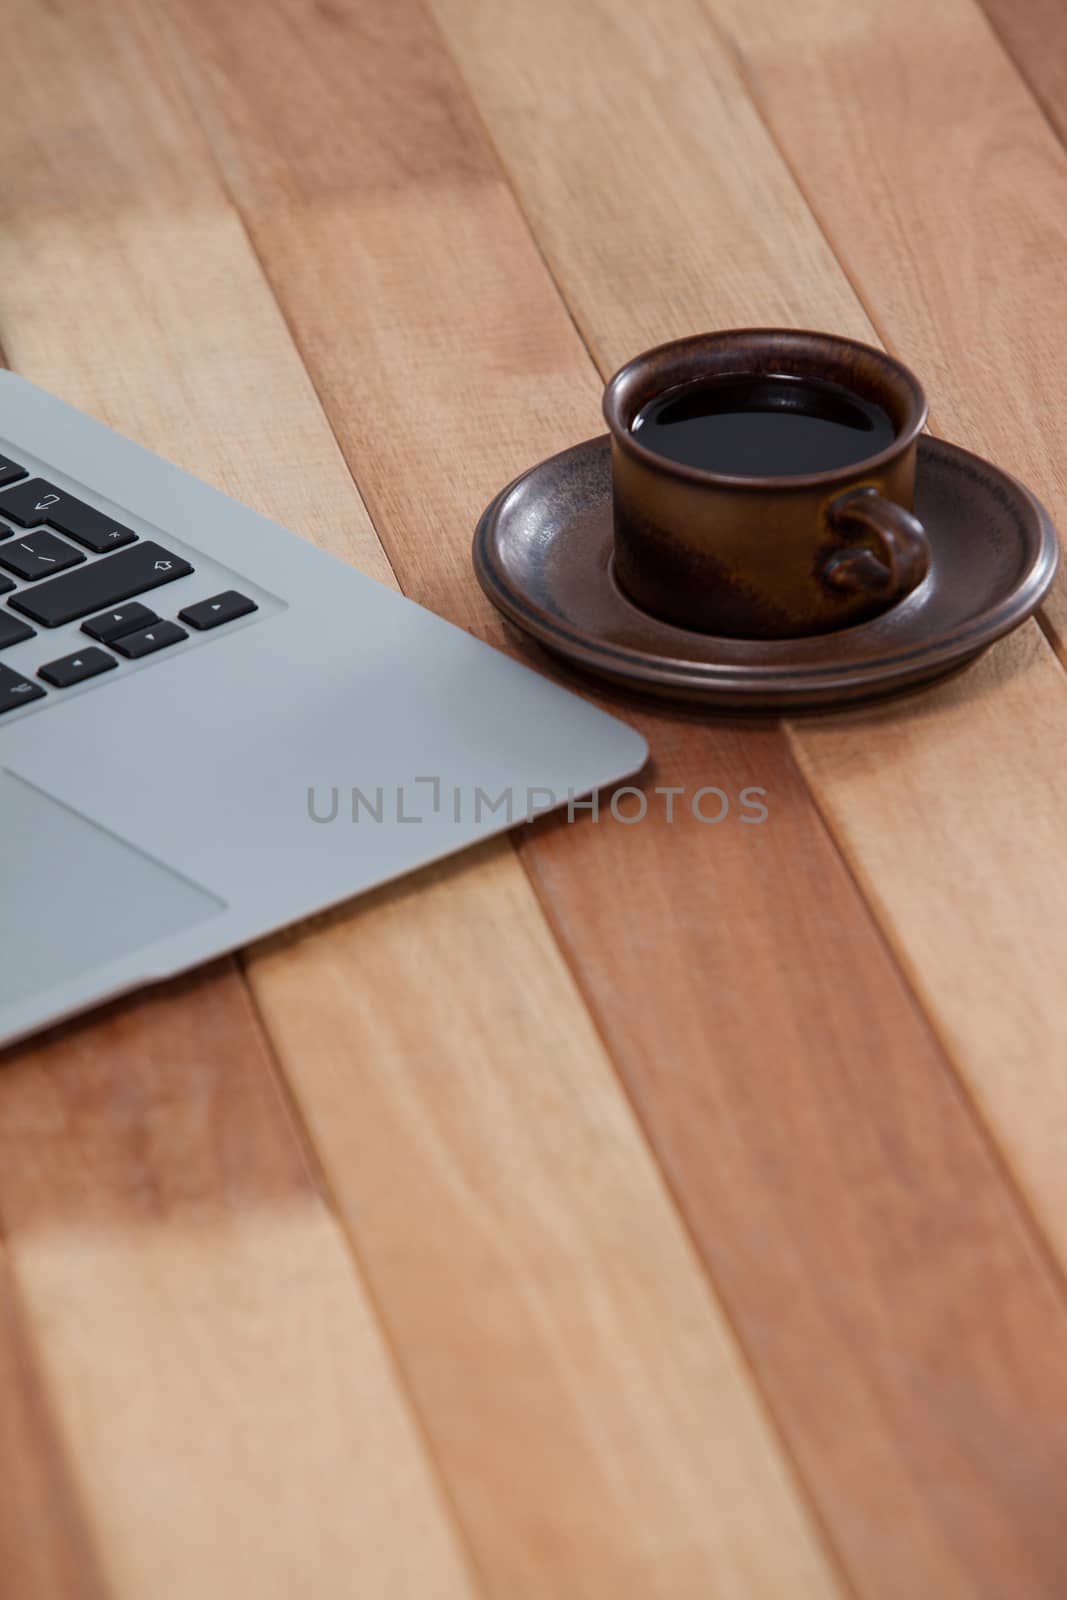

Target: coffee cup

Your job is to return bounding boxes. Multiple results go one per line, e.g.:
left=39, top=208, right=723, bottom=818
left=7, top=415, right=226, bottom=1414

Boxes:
left=602, top=328, right=931, bottom=638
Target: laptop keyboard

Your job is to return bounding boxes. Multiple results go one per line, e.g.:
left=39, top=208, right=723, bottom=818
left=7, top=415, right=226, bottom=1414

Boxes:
left=7, top=541, right=194, bottom=626
left=0, top=457, right=259, bottom=715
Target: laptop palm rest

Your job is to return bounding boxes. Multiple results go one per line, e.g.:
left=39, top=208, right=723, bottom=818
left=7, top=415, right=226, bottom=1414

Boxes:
left=0, top=769, right=224, bottom=1008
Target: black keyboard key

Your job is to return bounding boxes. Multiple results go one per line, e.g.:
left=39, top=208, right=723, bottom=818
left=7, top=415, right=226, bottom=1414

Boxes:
left=0, top=478, right=68, bottom=526
left=179, top=590, right=258, bottom=631
left=0, top=477, right=137, bottom=552
left=0, top=662, right=45, bottom=713
left=0, top=573, right=14, bottom=596
left=0, top=612, right=34, bottom=650
left=47, top=500, right=137, bottom=553
left=38, top=646, right=116, bottom=688
left=0, top=521, right=14, bottom=540
left=111, top=620, right=187, bottom=659
left=9, top=542, right=193, bottom=628
left=0, top=454, right=26, bottom=490
left=82, top=603, right=160, bottom=643
left=0, top=530, right=85, bottom=582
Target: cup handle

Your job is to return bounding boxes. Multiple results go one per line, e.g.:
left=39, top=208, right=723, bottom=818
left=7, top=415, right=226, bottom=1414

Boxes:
left=820, top=487, right=931, bottom=604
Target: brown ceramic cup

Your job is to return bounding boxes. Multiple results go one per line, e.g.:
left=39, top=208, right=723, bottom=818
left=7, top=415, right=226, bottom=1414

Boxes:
left=602, top=329, right=931, bottom=638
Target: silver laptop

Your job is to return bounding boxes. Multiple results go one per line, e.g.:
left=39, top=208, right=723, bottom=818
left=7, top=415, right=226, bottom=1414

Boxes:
left=0, top=373, right=646, bottom=1049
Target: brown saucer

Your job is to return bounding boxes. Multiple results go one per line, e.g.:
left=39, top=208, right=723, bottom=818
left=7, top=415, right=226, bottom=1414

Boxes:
left=473, top=434, right=1059, bottom=710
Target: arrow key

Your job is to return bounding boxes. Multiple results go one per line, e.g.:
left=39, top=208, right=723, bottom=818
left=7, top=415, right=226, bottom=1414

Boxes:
left=111, top=620, right=187, bottom=660
left=38, top=647, right=117, bottom=688
left=179, top=590, right=258, bottom=631
left=82, top=603, right=160, bottom=644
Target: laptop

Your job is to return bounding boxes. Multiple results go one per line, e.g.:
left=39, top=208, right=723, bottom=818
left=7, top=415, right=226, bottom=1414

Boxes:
left=0, top=373, right=646, bottom=1049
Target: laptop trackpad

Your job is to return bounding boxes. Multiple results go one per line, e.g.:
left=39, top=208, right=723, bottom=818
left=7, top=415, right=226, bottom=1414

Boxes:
left=1, top=769, right=224, bottom=1007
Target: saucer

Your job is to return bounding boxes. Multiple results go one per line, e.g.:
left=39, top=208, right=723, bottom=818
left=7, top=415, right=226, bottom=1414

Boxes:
left=473, top=435, right=1059, bottom=710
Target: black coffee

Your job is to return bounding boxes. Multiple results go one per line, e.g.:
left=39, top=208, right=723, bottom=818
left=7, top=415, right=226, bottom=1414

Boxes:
left=631, top=373, right=896, bottom=477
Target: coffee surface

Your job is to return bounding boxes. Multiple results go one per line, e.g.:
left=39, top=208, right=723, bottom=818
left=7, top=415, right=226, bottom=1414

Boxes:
left=631, top=373, right=896, bottom=477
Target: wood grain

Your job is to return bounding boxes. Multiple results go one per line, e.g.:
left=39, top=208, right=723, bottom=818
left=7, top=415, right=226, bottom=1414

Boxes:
left=159, top=0, right=1067, bottom=1593
left=702, top=0, right=1067, bottom=1263
left=0, top=969, right=475, bottom=1600
left=516, top=698, right=1067, bottom=1600
left=2, top=0, right=845, bottom=1593
left=250, top=849, right=839, bottom=1600
left=0, top=1248, right=106, bottom=1600
left=977, top=0, right=1067, bottom=150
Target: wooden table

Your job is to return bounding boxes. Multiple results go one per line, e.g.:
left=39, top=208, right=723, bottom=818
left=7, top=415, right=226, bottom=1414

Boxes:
left=4, top=0, right=1067, bottom=1595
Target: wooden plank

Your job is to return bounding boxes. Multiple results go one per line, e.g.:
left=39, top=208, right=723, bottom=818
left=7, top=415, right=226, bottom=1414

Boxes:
left=5, top=0, right=843, bottom=1594
left=701, top=0, right=1067, bottom=1265
left=0, top=969, right=475, bottom=1600
left=0, top=1249, right=107, bottom=1600
left=977, top=0, right=1067, bottom=149
left=249, top=851, right=839, bottom=1599
left=156, top=0, right=1067, bottom=1594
